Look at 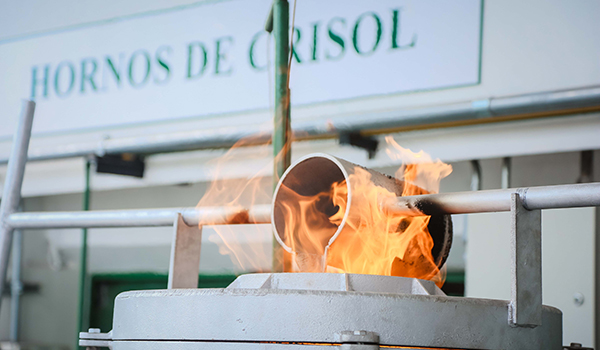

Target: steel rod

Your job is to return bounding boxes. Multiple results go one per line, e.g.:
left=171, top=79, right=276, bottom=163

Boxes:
left=76, top=160, right=91, bottom=350
left=0, top=100, right=35, bottom=313
left=384, top=182, right=600, bottom=216
left=6, top=183, right=599, bottom=229
left=1, top=86, right=599, bottom=165
left=9, top=229, right=22, bottom=342
left=272, top=0, right=291, bottom=272
left=6, top=205, right=272, bottom=229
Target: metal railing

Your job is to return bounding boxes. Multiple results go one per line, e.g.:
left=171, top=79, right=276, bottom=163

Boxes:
left=7, top=205, right=272, bottom=229
left=383, top=182, right=600, bottom=216
left=0, top=101, right=276, bottom=316
left=0, top=100, right=599, bottom=326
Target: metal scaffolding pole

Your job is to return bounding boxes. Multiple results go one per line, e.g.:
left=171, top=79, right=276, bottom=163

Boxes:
left=271, top=0, right=291, bottom=272
left=383, top=182, right=600, bottom=216
left=2, top=183, right=598, bottom=230
left=9, top=228, right=22, bottom=341
left=7, top=205, right=272, bottom=229
left=76, top=160, right=91, bottom=349
left=0, top=100, right=35, bottom=315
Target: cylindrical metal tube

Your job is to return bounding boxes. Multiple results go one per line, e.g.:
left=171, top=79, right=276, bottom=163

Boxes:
left=76, top=160, right=92, bottom=349
left=7, top=205, right=272, bottom=229
left=271, top=153, right=452, bottom=273
left=9, top=229, right=22, bottom=342
left=0, top=100, right=36, bottom=313
left=1, top=86, right=599, bottom=165
left=384, top=182, right=600, bottom=216
left=272, top=0, right=292, bottom=272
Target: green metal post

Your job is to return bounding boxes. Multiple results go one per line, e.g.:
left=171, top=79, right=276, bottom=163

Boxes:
left=272, top=0, right=291, bottom=272
left=76, top=160, right=91, bottom=348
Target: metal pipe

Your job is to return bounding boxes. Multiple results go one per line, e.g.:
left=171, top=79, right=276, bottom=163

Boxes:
left=4, top=183, right=598, bottom=229
left=6, top=205, right=272, bottom=229
left=76, top=160, right=91, bottom=350
left=0, top=100, right=35, bottom=313
left=1, top=86, right=599, bottom=165
left=272, top=153, right=452, bottom=272
left=3, top=183, right=598, bottom=230
left=596, top=205, right=600, bottom=350
left=9, top=228, right=22, bottom=342
left=272, top=0, right=291, bottom=272
left=383, top=182, right=600, bottom=216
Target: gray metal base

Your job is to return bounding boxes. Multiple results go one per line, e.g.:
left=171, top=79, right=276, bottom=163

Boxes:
left=85, top=273, right=563, bottom=350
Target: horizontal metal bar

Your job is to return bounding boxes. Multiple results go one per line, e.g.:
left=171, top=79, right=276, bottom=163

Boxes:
left=1, top=86, right=599, bottom=165
left=9, top=183, right=600, bottom=228
left=7, top=205, right=271, bottom=229
left=384, top=182, right=600, bottom=216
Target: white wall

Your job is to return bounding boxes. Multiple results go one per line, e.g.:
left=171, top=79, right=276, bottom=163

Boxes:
left=0, top=0, right=599, bottom=197
left=466, top=151, right=600, bottom=347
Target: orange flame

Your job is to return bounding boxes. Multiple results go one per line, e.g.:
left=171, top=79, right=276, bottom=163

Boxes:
left=198, top=135, right=452, bottom=285
left=196, top=135, right=274, bottom=273
left=276, top=136, right=452, bottom=285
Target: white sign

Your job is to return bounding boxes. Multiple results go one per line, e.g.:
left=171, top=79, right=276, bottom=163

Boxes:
left=0, top=0, right=482, bottom=138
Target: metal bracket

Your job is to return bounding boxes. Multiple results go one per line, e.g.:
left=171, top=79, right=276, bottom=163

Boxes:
left=339, top=132, right=379, bottom=159
left=167, top=214, right=203, bottom=289
left=79, top=328, right=113, bottom=350
left=509, top=193, right=542, bottom=327
left=95, top=154, right=145, bottom=178
left=336, top=330, right=380, bottom=350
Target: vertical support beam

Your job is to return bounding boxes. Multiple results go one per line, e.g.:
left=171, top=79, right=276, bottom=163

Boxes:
left=77, top=160, right=92, bottom=349
left=9, top=228, right=23, bottom=342
left=0, top=100, right=35, bottom=315
left=509, top=193, right=542, bottom=327
left=272, top=0, right=291, bottom=272
left=168, top=214, right=202, bottom=289
left=596, top=204, right=600, bottom=350
left=593, top=150, right=599, bottom=350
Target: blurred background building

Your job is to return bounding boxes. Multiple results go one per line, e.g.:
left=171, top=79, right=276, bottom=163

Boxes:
left=0, top=0, right=599, bottom=349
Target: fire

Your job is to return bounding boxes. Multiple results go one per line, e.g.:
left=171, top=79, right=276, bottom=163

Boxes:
left=196, top=135, right=274, bottom=273
left=274, top=136, right=452, bottom=285
left=384, top=136, right=452, bottom=196
left=198, top=134, right=452, bottom=286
